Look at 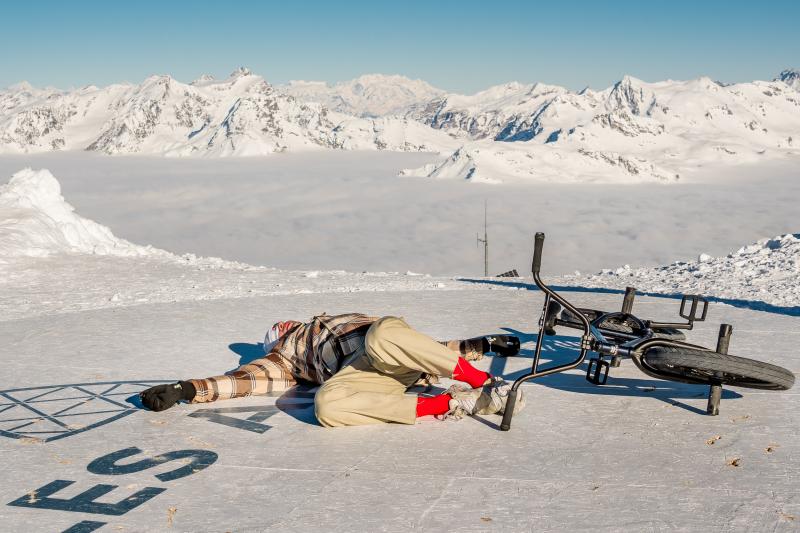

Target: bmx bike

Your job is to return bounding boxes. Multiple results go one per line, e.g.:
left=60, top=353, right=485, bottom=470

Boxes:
left=500, top=233, right=795, bottom=431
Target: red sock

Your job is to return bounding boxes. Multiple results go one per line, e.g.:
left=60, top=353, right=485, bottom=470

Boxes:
left=416, top=394, right=452, bottom=417
left=452, top=357, right=491, bottom=388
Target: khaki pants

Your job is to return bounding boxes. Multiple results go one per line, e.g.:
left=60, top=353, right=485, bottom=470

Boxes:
left=315, top=316, right=460, bottom=427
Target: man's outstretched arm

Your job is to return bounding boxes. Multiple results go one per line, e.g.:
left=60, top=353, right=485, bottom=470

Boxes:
left=140, top=353, right=296, bottom=411
left=188, top=354, right=296, bottom=403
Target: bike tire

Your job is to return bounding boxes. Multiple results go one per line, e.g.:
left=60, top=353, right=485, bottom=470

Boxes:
left=642, top=346, right=795, bottom=390
left=560, top=308, right=686, bottom=340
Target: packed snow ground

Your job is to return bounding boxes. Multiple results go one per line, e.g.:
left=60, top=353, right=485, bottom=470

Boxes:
left=0, top=163, right=797, bottom=532
left=1, top=288, right=798, bottom=531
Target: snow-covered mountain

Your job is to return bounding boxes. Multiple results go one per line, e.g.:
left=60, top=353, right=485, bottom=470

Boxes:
left=0, top=69, right=459, bottom=157
left=403, top=74, right=800, bottom=182
left=407, top=81, right=568, bottom=141
left=2, top=69, right=798, bottom=182
left=281, top=74, right=444, bottom=118
left=411, top=74, right=800, bottom=144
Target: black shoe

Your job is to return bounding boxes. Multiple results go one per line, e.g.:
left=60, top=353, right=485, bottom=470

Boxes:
left=483, top=335, right=520, bottom=357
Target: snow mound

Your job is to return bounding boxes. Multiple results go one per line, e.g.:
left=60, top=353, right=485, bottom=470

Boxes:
left=562, top=234, right=800, bottom=307
left=0, top=168, right=165, bottom=259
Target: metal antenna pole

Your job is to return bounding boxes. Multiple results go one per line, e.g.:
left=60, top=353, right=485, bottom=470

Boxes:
left=484, top=200, right=488, bottom=277
left=476, top=200, right=488, bottom=276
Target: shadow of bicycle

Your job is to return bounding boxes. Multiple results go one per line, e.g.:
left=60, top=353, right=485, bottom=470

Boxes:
left=485, top=328, right=741, bottom=419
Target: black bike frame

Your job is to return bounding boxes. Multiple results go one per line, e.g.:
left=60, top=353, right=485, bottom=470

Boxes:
left=500, top=233, right=712, bottom=431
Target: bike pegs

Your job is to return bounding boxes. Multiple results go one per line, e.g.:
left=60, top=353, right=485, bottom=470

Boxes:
left=586, top=358, right=610, bottom=385
left=679, top=295, right=709, bottom=322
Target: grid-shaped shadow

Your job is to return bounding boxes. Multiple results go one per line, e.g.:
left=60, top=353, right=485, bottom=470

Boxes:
left=0, top=381, right=171, bottom=443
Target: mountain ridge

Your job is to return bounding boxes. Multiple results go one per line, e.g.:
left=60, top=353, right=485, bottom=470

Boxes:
left=1, top=69, right=798, bottom=183
left=0, top=71, right=460, bottom=157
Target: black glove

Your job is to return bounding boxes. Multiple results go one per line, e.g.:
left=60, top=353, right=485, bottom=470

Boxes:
left=483, top=335, right=521, bottom=357
left=140, top=381, right=196, bottom=412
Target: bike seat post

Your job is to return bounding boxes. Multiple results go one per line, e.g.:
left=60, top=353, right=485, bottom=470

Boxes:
left=707, top=324, right=733, bottom=415
left=608, top=287, right=636, bottom=368
left=621, top=286, right=636, bottom=314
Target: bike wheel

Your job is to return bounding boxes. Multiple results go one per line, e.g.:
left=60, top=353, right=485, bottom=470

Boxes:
left=642, top=346, right=795, bottom=390
left=560, top=308, right=686, bottom=340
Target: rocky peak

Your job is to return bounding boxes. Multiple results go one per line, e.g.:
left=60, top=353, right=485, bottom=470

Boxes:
left=607, top=75, right=656, bottom=115
left=229, top=67, right=252, bottom=78
left=775, top=68, right=800, bottom=90
left=191, top=74, right=216, bottom=85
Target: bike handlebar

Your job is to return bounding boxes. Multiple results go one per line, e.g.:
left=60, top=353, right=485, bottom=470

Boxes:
left=531, top=232, right=545, bottom=274
left=500, top=389, right=518, bottom=431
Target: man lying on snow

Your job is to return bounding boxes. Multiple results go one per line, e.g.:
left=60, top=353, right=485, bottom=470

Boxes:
left=139, top=313, right=525, bottom=426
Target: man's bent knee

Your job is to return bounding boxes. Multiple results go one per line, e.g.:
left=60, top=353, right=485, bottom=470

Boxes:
left=365, top=316, right=406, bottom=353
left=314, top=384, right=350, bottom=428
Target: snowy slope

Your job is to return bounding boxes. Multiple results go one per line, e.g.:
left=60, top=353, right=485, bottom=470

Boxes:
left=0, top=69, right=459, bottom=157
left=281, top=74, right=445, bottom=118
left=560, top=234, right=800, bottom=308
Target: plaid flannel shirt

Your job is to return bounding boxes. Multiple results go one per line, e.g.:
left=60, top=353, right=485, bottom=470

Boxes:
left=189, top=313, right=484, bottom=403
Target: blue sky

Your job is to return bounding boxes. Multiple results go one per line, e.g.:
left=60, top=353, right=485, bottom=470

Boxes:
left=1, top=0, right=797, bottom=93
